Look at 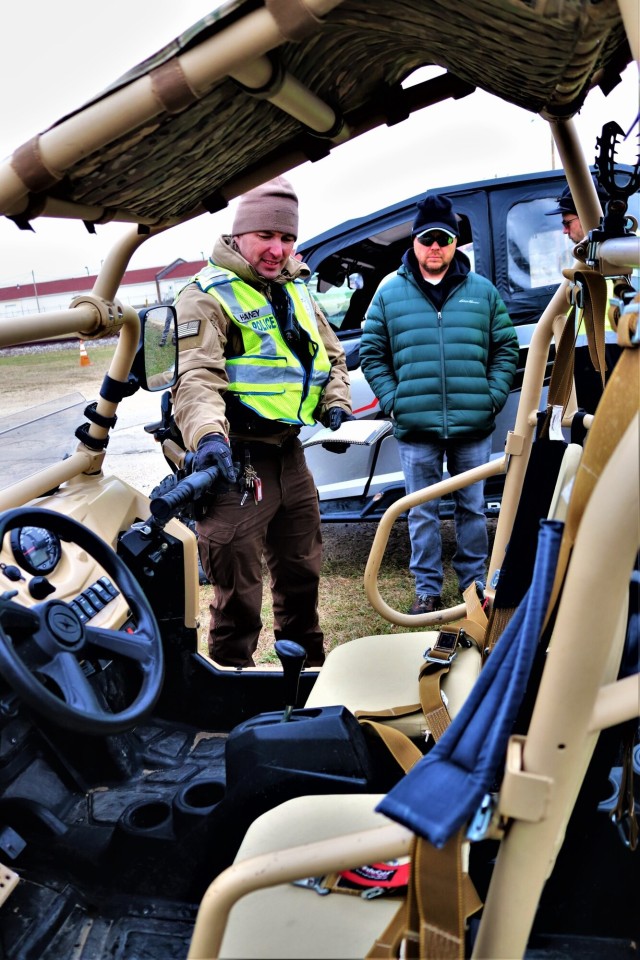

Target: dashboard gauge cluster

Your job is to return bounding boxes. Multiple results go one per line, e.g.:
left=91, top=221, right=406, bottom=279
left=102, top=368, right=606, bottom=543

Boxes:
left=10, top=526, right=62, bottom=576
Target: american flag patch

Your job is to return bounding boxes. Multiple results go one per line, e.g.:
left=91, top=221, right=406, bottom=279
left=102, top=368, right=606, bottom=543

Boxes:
left=177, top=319, right=201, bottom=339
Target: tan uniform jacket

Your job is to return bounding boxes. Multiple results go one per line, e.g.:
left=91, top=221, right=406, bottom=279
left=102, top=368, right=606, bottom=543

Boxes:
left=172, top=235, right=351, bottom=450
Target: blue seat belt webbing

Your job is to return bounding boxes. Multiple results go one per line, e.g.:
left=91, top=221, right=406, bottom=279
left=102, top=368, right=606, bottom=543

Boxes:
left=377, top=518, right=564, bottom=848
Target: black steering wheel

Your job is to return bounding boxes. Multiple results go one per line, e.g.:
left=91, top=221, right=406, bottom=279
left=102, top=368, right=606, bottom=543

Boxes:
left=0, top=507, right=164, bottom=735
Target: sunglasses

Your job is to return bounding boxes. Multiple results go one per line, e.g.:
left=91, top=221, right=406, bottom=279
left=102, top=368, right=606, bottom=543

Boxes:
left=416, top=230, right=456, bottom=247
left=561, top=216, right=579, bottom=228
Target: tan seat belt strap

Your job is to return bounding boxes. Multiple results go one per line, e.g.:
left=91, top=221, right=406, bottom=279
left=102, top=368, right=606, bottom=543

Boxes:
left=357, top=719, right=423, bottom=773
left=366, top=831, right=483, bottom=959
left=563, top=268, right=608, bottom=386
left=418, top=617, right=487, bottom=741
left=415, top=831, right=483, bottom=960
left=355, top=702, right=423, bottom=722
left=461, top=580, right=489, bottom=642
left=357, top=584, right=487, bottom=741
left=578, top=268, right=607, bottom=384
left=545, top=304, right=579, bottom=423
left=543, top=339, right=639, bottom=630
left=365, top=894, right=410, bottom=958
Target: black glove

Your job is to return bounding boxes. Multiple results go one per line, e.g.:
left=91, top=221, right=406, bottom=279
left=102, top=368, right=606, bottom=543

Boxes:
left=323, top=407, right=353, bottom=431
left=194, top=433, right=237, bottom=482
left=321, top=406, right=354, bottom=455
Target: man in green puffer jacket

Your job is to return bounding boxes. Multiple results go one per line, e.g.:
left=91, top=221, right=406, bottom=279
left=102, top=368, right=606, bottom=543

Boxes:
left=360, top=193, right=518, bottom=615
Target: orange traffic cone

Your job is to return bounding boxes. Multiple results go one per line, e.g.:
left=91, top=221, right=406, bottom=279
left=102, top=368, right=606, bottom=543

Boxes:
left=79, top=340, right=91, bottom=367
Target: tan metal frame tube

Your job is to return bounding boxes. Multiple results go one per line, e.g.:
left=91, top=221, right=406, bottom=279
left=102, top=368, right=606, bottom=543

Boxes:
left=617, top=0, right=640, bottom=61
left=486, top=283, right=570, bottom=590
left=231, top=58, right=348, bottom=140
left=487, top=114, right=618, bottom=588
left=549, top=119, right=603, bottom=232
left=473, top=415, right=639, bottom=959
left=598, top=236, right=640, bottom=270
left=0, top=284, right=141, bottom=504
left=0, top=454, right=96, bottom=512
left=0, top=306, right=102, bottom=348
left=0, top=0, right=346, bottom=219
left=92, top=228, right=158, bottom=303
left=589, top=673, right=640, bottom=732
left=187, top=822, right=413, bottom=960
left=364, top=456, right=507, bottom=626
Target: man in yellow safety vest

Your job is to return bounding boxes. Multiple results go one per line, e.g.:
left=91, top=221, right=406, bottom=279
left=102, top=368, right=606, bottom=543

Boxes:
left=172, top=178, right=352, bottom=668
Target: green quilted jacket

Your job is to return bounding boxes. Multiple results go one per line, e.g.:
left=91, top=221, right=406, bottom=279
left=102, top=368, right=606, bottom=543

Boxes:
left=360, top=256, right=518, bottom=441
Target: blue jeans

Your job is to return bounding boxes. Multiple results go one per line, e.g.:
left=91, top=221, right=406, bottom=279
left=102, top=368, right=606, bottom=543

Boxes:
left=397, top=436, right=492, bottom=597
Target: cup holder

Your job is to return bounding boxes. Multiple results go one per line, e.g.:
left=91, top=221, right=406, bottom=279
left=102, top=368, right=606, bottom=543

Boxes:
left=173, top=778, right=225, bottom=833
left=120, top=798, right=174, bottom=838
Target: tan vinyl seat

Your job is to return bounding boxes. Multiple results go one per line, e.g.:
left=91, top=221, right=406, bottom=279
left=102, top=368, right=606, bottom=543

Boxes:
left=305, top=631, right=482, bottom=740
left=303, top=443, right=584, bottom=742
left=218, top=793, right=400, bottom=960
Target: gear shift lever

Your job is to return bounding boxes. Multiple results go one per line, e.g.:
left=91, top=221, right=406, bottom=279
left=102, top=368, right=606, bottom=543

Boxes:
left=274, top=639, right=307, bottom=721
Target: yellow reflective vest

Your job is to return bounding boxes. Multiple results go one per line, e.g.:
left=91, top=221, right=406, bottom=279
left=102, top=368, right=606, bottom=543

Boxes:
left=193, top=264, right=332, bottom=426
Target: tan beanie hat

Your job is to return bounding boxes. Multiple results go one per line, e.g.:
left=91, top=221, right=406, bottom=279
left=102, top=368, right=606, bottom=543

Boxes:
left=232, top=177, right=299, bottom=237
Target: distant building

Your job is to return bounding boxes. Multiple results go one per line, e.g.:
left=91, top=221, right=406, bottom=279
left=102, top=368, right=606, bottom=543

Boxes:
left=0, top=258, right=206, bottom=320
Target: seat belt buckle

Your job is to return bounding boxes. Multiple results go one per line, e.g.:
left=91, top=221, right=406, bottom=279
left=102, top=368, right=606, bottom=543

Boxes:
left=424, top=628, right=464, bottom=665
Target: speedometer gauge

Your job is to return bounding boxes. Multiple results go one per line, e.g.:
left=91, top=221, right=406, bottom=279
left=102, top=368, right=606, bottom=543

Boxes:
left=10, top=526, right=62, bottom=575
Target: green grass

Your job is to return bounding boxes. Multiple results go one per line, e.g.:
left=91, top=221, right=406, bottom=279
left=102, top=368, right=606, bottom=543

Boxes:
left=0, top=343, right=116, bottom=401
left=199, top=520, right=497, bottom=664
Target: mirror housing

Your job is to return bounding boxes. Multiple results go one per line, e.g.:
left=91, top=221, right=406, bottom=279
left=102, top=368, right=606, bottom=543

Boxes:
left=132, top=305, right=179, bottom=392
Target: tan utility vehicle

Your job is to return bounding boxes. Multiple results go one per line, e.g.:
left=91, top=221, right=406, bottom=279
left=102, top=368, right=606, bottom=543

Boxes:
left=0, top=2, right=637, bottom=958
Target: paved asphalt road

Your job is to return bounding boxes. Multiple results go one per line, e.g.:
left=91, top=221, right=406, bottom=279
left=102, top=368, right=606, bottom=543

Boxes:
left=103, top=388, right=173, bottom=495
left=0, top=379, right=172, bottom=498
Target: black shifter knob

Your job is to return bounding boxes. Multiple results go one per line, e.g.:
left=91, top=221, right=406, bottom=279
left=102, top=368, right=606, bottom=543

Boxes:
left=274, top=639, right=307, bottom=721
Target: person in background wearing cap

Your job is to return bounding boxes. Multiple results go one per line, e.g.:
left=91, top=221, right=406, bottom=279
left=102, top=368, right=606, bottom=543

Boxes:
left=546, top=178, right=628, bottom=414
left=360, top=193, right=518, bottom=616
left=171, top=177, right=352, bottom=668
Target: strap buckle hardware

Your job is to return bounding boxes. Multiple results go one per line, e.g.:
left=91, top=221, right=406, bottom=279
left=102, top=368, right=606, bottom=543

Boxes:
left=569, top=281, right=584, bottom=310
left=291, top=877, right=330, bottom=896
left=424, top=629, right=463, bottom=665
left=628, top=302, right=640, bottom=345
left=466, top=792, right=497, bottom=842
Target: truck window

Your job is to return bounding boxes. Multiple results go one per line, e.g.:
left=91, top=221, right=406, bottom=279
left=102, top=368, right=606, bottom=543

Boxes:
left=507, top=197, right=571, bottom=293
left=307, top=273, right=354, bottom=329
left=306, top=214, right=474, bottom=331
left=458, top=240, right=475, bottom=272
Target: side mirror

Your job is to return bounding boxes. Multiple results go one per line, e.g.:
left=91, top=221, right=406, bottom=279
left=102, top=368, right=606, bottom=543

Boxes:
left=137, top=305, right=178, bottom=391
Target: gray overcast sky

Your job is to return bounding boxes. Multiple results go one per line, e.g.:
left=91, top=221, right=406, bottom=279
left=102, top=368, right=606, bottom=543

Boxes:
left=0, top=2, right=637, bottom=286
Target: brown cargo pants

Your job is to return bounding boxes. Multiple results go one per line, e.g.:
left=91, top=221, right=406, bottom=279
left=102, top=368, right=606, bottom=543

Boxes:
left=196, top=438, right=325, bottom=668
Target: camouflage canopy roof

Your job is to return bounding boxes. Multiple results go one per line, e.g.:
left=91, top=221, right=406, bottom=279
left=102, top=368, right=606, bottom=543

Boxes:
left=0, top=0, right=631, bottom=231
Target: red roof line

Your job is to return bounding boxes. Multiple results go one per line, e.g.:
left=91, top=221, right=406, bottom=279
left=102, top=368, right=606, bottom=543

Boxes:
left=0, top=260, right=206, bottom=303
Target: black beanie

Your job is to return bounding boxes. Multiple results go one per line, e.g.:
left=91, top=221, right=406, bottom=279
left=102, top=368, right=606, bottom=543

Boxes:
left=412, top=193, right=459, bottom=237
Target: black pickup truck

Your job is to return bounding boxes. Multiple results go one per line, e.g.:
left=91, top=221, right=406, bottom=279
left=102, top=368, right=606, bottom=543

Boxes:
left=298, top=168, right=639, bottom=521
